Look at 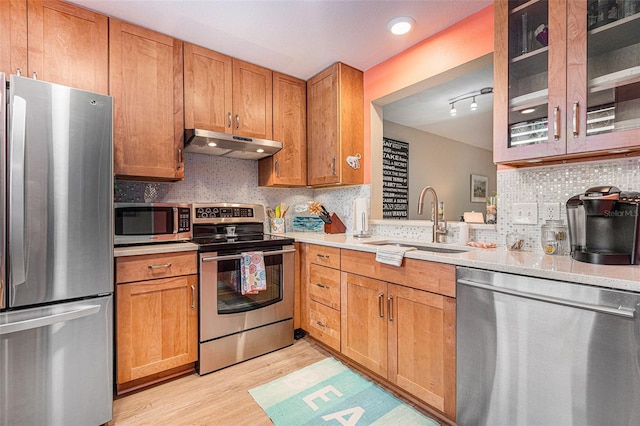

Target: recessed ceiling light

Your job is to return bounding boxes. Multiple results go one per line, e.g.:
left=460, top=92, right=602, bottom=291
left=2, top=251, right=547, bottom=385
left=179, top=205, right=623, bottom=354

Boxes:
left=387, top=17, right=415, bottom=35
left=207, top=141, right=217, bottom=147
left=521, top=108, right=536, bottom=114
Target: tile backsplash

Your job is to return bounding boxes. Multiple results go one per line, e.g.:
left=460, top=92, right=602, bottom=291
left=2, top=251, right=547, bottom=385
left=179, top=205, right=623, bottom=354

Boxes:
left=497, top=157, right=640, bottom=250
left=116, top=153, right=640, bottom=249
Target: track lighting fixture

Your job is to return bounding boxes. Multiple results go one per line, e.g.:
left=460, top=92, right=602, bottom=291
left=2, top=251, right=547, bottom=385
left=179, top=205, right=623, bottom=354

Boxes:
left=448, top=87, right=493, bottom=115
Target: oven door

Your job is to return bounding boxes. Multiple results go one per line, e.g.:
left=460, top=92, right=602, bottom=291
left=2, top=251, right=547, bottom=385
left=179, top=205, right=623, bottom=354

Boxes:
left=199, top=245, right=295, bottom=341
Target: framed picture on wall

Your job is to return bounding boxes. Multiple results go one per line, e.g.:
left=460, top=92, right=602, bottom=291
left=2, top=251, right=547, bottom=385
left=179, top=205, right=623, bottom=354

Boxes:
left=471, top=174, right=488, bottom=202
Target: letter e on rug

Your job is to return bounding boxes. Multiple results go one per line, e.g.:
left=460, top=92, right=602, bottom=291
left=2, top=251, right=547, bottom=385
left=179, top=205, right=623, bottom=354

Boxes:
left=303, top=385, right=344, bottom=410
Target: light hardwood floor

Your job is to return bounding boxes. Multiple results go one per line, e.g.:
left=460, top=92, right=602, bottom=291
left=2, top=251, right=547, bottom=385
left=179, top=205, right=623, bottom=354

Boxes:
left=111, top=338, right=331, bottom=425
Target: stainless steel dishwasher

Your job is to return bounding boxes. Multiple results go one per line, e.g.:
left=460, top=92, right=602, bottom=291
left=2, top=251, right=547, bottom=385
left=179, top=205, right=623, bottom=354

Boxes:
left=456, top=266, right=640, bottom=426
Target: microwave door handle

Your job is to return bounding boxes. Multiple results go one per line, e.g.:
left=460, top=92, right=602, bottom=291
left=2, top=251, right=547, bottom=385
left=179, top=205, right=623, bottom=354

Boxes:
left=201, top=248, right=296, bottom=262
left=9, top=95, right=27, bottom=288
left=173, top=207, right=179, bottom=234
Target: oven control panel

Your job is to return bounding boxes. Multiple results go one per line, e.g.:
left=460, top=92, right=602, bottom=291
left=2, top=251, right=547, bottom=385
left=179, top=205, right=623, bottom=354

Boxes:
left=192, top=203, right=265, bottom=224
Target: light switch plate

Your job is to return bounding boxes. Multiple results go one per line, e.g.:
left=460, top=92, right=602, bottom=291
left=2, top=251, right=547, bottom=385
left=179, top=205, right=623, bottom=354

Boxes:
left=513, top=202, right=538, bottom=224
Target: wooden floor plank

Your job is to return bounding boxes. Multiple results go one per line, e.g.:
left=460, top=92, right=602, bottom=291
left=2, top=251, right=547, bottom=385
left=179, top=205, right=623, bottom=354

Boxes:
left=111, top=338, right=330, bottom=425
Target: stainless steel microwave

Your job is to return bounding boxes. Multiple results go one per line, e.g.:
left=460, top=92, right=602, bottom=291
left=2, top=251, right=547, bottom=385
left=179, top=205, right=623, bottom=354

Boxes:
left=114, top=202, right=192, bottom=246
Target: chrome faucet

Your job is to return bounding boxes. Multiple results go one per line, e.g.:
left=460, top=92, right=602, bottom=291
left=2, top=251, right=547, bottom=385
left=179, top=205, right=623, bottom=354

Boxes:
left=417, top=186, right=447, bottom=243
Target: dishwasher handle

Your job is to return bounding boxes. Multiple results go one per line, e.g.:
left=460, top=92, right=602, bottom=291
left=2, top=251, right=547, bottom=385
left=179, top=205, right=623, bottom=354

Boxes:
left=458, top=278, right=636, bottom=319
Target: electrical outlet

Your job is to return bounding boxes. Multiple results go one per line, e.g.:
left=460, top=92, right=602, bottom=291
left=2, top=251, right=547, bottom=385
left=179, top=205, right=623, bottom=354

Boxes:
left=543, top=202, right=561, bottom=220
left=513, top=202, right=538, bottom=224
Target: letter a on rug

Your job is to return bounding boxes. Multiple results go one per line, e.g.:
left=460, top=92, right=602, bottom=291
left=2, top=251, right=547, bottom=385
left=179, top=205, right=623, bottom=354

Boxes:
left=249, top=358, right=440, bottom=425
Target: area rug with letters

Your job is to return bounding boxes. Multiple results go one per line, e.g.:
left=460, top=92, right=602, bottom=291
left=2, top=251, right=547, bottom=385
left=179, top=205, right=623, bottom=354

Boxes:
left=248, top=357, right=440, bottom=425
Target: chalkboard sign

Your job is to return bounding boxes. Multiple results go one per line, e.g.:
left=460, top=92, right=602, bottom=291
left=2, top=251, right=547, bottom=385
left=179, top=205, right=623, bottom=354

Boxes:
left=382, top=138, right=409, bottom=219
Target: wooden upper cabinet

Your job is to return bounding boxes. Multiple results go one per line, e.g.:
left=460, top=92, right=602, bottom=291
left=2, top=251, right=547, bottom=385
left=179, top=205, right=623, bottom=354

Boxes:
left=0, top=0, right=28, bottom=77
left=109, top=19, right=184, bottom=181
left=184, top=42, right=232, bottom=133
left=565, top=0, right=640, bottom=155
left=183, top=44, right=273, bottom=141
left=493, top=0, right=566, bottom=164
left=307, top=62, right=363, bottom=187
left=27, top=0, right=108, bottom=94
left=232, top=59, right=273, bottom=139
left=494, top=0, right=640, bottom=165
left=259, top=72, right=307, bottom=187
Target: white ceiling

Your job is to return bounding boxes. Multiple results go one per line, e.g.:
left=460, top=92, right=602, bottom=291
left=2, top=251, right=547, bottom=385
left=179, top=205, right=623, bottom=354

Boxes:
left=69, top=0, right=491, bottom=80
left=69, top=0, right=494, bottom=148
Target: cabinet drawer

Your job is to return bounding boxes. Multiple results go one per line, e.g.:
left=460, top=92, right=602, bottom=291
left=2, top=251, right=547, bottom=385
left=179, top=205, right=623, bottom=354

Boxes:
left=308, top=245, right=340, bottom=269
left=308, top=264, right=340, bottom=310
left=340, top=249, right=456, bottom=297
left=116, top=251, right=198, bottom=284
left=308, top=300, right=340, bottom=352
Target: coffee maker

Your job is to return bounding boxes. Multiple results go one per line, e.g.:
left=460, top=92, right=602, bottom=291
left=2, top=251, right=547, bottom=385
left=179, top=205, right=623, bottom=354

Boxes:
left=566, top=186, right=640, bottom=265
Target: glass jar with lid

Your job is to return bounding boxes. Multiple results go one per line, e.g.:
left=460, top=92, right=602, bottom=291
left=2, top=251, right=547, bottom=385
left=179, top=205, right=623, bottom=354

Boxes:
left=540, top=219, right=568, bottom=255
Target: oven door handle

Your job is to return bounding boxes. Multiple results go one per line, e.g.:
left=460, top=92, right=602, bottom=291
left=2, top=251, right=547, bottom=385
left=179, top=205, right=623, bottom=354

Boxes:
left=201, top=248, right=296, bottom=262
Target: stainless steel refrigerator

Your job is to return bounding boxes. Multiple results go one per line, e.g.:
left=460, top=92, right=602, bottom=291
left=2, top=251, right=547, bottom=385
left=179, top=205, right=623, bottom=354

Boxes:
left=0, top=74, right=114, bottom=425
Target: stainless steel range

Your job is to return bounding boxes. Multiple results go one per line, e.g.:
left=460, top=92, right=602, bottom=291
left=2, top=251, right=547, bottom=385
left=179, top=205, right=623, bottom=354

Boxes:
left=192, top=203, right=295, bottom=374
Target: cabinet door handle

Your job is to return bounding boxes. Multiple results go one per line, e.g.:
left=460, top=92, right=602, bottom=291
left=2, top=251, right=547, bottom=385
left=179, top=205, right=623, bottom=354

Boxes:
left=316, top=254, right=330, bottom=261
left=275, top=159, right=280, bottom=178
left=331, top=157, right=337, bottom=176
left=177, top=148, right=183, bottom=170
left=227, top=112, right=232, bottom=128
left=572, top=102, right=579, bottom=138
left=191, top=285, right=196, bottom=309
left=553, top=106, right=561, bottom=140
left=316, top=320, right=329, bottom=329
left=148, top=263, right=172, bottom=269
left=378, top=293, right=385, bottom=318
left=315, top=283, right=329, bottom=289
left=387, top=295, right=394, bottom=322
left=235, top=114, right=240, bottom=130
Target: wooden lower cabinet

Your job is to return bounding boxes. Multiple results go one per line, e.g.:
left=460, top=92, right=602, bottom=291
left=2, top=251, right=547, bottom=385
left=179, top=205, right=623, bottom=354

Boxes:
left=115, top=251, right=198, bottom=394
left=340, top=271, right=456, bottom=420
left=388, top=284, right=456, bottom=419
left=340, top=273, right=387, bottom=376
left=298, top=245, right=457, bottom=421
left=307, top=299, right=341, bottom=352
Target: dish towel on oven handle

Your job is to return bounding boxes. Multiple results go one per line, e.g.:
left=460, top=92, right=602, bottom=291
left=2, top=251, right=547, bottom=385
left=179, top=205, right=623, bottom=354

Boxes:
left=375, top=245, right=416, bottom=266
left=241, top=251, right=267, bottom=295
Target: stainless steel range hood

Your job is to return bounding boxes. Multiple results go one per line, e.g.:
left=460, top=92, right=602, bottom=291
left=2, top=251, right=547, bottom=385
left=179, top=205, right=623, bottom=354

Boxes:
left=184, top=129, right=282, bottom=160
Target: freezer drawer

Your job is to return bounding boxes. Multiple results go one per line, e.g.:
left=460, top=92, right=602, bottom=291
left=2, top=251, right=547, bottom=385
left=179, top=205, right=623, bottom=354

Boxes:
left=0, top=296, right=113, bottom=425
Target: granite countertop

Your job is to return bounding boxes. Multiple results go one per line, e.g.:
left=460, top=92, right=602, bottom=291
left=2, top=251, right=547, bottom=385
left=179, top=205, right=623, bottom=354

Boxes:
left=285, top=232, right=640, bottom=293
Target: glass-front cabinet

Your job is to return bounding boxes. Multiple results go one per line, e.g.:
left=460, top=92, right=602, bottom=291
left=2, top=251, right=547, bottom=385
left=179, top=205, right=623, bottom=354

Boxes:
left=494, top=0, right=640, bottom=163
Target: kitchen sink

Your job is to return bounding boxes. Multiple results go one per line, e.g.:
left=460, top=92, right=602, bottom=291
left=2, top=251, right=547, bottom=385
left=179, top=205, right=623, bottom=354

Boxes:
left=363, top=240, right=472, bottom=254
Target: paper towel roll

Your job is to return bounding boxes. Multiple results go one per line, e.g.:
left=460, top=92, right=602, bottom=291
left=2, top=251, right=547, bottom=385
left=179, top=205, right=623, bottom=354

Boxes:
left=353, top=197, right=369, bottom=233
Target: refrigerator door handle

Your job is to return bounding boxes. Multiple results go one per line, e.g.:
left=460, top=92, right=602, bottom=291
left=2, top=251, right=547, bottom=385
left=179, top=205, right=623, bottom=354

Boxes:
left=0, top=304, right=101, bottom=335
left=9, top=95, right=27, bottom=288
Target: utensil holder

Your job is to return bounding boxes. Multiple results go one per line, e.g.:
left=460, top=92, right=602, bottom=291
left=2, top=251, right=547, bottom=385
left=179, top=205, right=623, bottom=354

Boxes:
left=324, top=213, right=346, bottom=234
left=269, top=218, right=286, bottom=234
